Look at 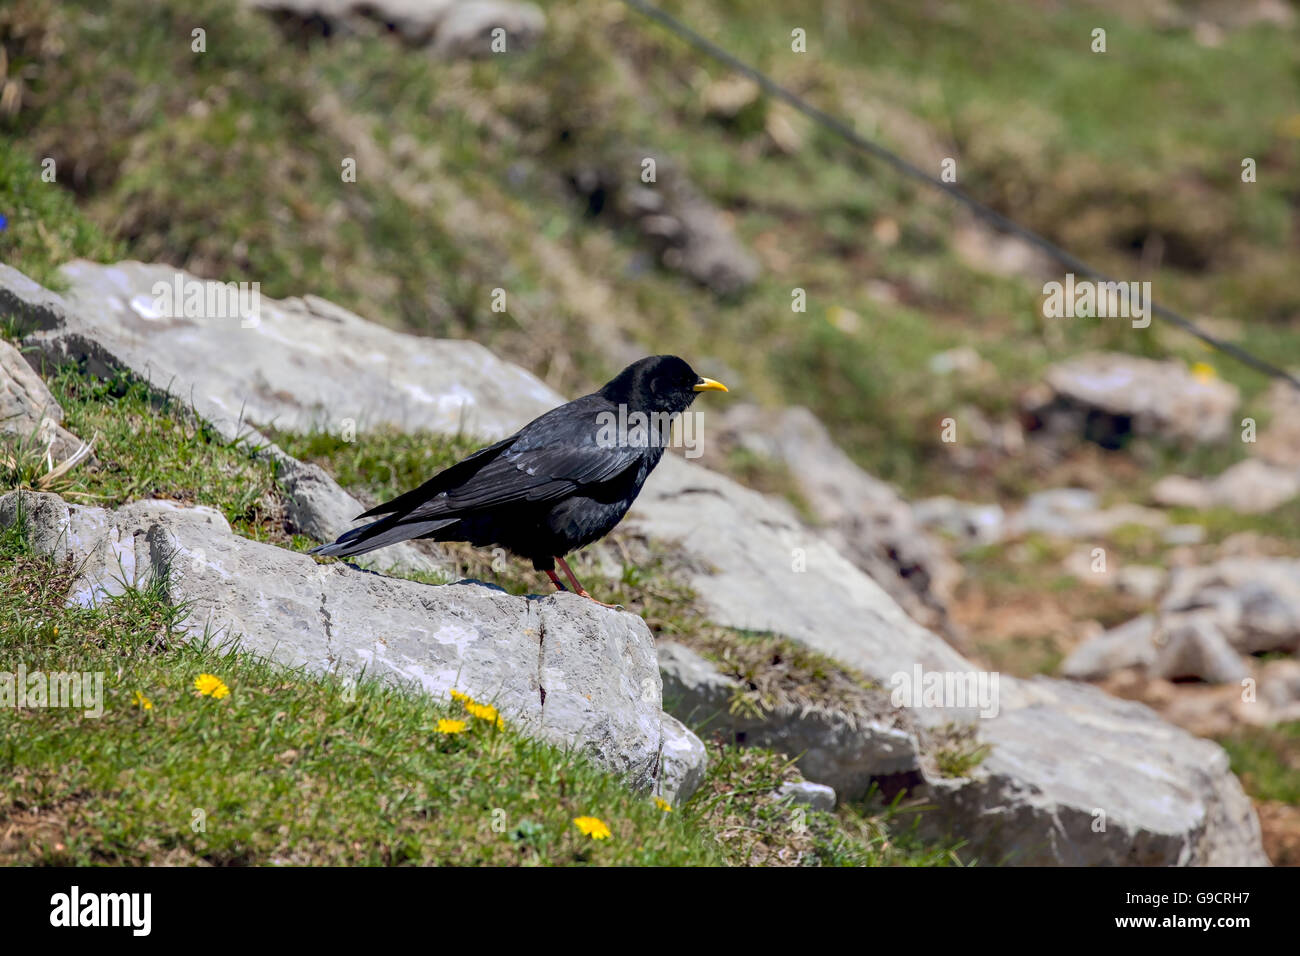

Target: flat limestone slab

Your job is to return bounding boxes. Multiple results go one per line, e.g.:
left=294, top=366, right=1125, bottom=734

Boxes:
left=1, top=490, right=700, bottom=796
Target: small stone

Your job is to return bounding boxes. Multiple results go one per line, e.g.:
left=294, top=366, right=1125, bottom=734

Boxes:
left=1151, top=611, right=1250, bottom=685
left=1152, top=475, right=1214, bottom=510
left=775, top=781, right=837, bottom=813
left=1114, top=565, right=1167, bottom=602
left=1163, top=524, right=1207, bottom=546
left=1062, top=614, right=1159, bottom=680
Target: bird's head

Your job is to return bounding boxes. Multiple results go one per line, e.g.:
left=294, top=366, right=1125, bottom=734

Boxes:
left=599, top=355, right=728, bottom=414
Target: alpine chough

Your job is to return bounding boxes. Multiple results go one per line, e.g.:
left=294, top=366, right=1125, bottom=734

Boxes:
left=310, top=355, right=728, bottom=604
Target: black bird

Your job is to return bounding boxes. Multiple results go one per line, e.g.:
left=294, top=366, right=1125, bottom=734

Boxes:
left=310, top=355, right=728, bottom=605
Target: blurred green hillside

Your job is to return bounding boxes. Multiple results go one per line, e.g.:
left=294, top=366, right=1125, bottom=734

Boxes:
left=3, top=0, right=1298, bottom=499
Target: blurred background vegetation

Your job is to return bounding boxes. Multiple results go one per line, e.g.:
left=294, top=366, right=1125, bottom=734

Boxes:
left=3, top=0, right=1298, bottom=494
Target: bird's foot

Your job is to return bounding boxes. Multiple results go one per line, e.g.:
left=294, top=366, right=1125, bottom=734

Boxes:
left=576, top=589, right=623, bottom=610
left=554, top=556, right=622, bottom=609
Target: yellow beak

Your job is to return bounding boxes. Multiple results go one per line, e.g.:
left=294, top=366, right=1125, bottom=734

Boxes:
left=693, top=377, right=729, bottom=393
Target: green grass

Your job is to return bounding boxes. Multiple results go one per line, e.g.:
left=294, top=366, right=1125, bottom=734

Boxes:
left=2, top=359, right=304, bottom=547
left=273, top=427, right=485, bottom=517
left=1219, top=723, right=1300, bottom=806
left=0, top=139, right=122, bottom=289
left=930, top=724, right=992, bottom=779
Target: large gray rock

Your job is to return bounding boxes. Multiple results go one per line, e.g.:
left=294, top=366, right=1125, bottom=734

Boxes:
left=1162, top=557, right=1300, bottom=655
left=630, top=456, right=972, bottom=683
left=0, top=338, right=85, bottom=461
left=709, top=404, right=961, bottom=638
left=929, top=677, right=1265, bottom=866
left=1, top=261, right=503, bottom=578
left=1062, top=614, right=1159, bottom=680
left=658, top=641, right=920, bottom=799
left=1035, top=352, right=1239, bottom=445
left=41, top=260, right=559, bottom=441
left=0, top=489, right=706, bottom=799
left=624, top=461, right=1263, bottom=863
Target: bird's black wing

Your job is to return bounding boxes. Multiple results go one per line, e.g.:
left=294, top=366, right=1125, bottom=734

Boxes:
left=354, top=435, right=516, bottom=519
left=395, top=401, right=648, bottom=521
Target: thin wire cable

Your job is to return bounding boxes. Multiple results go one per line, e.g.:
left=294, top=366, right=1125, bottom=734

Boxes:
left=620, top=0, right=1300, bottom=390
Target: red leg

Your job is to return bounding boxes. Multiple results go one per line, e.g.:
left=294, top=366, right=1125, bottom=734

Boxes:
left=545, top=569, right=567, bottom=592
left=556, top=556, right=619, bottom=609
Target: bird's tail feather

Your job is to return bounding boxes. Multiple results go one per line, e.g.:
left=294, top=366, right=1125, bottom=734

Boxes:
left=310, top=515, right=459, bottom=558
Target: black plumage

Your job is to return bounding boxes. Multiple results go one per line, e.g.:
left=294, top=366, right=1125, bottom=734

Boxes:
left=310, top=355, right=728, bottom=602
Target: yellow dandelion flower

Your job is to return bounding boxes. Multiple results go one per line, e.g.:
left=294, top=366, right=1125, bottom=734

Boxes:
left=194, top=673, right=230, bottom=699
left=573, top=816, right=612, bottom=840
left=437, top=718, right=467, bottom=734
left=1190, top=361, right=1216, bottom=383
left=465, top=701, right=504, bottom=728
left=654, top=797, right=673, bottom=813
left=449, top=689, right=475, bottom=704
left=132, top=690, right=153, bottom=711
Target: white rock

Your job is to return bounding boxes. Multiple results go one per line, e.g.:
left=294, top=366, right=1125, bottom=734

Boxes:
left=1152, top=474, right=1214, bottom=510
left=1115, top=565, right=1167, bottom=602
left=1163, top=557, right=1300, bottom=655
left=913, top=496, right=1008, bottom=549
left=0, top=338, right=85, bottom=461
left=1162, top=524, right=1207, bottom=546
left=711, top=404, right=961, bottom=635
left=1062, top=614, right=1159, bottom=680
left=1153, top=460, right=1300, bottom=514
left=433, top=1, right=545, bottom=57
left=1012, top=488, right=1167, bottom=539
left=1041, top=352, right=1239, bottom=444
left=775, top=781, right=837, bottom=812
left=1150, top=611, right=1251, bottom=685
left=658, top=713, right=709, bottom=806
